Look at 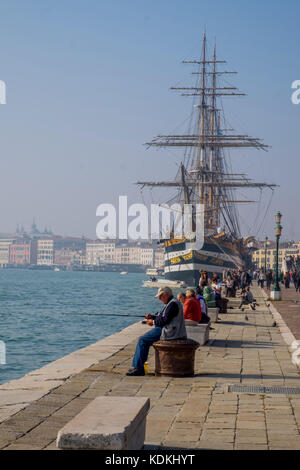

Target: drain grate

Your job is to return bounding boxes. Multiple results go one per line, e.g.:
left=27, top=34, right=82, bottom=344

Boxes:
left=228, top=385, right=300, bottom=395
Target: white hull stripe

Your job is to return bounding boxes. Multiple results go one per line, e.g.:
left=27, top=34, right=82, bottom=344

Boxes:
left=164, top=263, right=229, bottom=274
left=165, top=248, right=233, bottom=263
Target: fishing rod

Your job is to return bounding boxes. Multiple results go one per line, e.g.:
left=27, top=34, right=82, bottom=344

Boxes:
left=62, top=312, right=147, bottom=318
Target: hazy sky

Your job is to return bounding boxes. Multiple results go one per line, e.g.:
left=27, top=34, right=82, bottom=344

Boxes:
left=0, top=0, right=299, bottom=241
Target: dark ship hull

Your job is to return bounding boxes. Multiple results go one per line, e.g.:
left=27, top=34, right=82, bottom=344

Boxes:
left=164, top=237, right=245, bottom=287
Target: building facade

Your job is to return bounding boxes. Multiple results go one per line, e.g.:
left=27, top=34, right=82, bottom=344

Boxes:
left=252, top=243, right=300, bottom=270
left=86, top=242, right=115, bottom=265
left=0, top=238, right=15, bottom=266
left=154, top=248, right=164, bottom=268
left=9, top=241, right=31, bottom=265
left=37, top=239, right=54, bottom=265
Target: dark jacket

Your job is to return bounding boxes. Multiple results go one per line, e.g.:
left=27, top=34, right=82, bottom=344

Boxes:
left=152, top=297, right=187, bottom=340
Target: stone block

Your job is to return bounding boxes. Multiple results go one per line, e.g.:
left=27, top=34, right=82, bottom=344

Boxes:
left=56, top=396, right=150, bottom=450
left=208, top=308, right=218, bottom=323
left=185, top=323, right=209, bottom=346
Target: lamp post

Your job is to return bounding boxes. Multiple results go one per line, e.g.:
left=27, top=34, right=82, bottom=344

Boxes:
left=271, top=212, right=282, bottom=301
left=264, top=236, right=268, bottom=274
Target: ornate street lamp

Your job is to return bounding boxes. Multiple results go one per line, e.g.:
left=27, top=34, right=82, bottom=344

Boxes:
left=264, top=236, right=268, bottom=274
left=271, top=212, right=282, bottom=300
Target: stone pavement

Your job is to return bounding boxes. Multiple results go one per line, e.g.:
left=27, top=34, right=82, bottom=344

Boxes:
left=264, top=285, right=300, bottom=340
left=0, top=286, right=299, bottom=450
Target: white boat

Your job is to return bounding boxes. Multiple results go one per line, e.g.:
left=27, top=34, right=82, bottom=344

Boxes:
left=143, top=278, right=186, bottom=289
left=54, top=267, right=60, bottom=272
left=146, top=267, right=164, bottom=276
left=120, top=271, right=128, bottom=275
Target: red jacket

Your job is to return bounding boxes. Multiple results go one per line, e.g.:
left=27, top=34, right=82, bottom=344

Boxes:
left=183, top=297, right=202, bottom=323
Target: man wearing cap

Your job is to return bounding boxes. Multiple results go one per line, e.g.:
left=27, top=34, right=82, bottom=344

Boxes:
left=126, top=286, right=187, bottom=376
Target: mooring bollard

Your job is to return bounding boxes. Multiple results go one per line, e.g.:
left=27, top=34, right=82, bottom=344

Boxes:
left=153, top=338, right=199, bottom=377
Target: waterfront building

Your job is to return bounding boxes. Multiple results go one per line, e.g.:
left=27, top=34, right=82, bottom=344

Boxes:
left=37, top=239, right=54, bottom=265
left=115, top=245, right=130, bottom=264
left=252, top=242, right=300, bottom=270
left=53, top=236, right=86, bottom=251
left=0, top=238, right=16, bottom=267
left=140, top=247, right=154, bottom=266
left=154, top=248, right=164, bottom=268
left=128, top=246, right=142, bottom=264
left=10, top=241, right=31, bottom=265
left=86, top=242, right=115, bottom=265
left=54, top=248, right=74, bottom=266
left=71, top=249, right=86, bottom=265
left=54, top=247, right=86, bottom=266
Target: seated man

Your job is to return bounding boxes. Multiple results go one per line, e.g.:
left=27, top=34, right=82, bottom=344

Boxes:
left=239, top=286, right=256, bottom=311
left=195, top=287, right=211, bottom=324
left=126, top=286, right=187, bottom=376
left=184, top=289, right=202, bottom=323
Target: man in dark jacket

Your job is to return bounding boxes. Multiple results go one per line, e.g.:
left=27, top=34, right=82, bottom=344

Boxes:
left=126, top=286, right=186, bottom=376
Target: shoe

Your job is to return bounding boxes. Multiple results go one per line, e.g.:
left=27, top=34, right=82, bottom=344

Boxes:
left=126, top=368, right=145, bottom=376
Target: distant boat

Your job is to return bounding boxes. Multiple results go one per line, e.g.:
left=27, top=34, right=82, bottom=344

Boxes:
left=54, top=267, right=60, bottom=272
left=146, top=268, right=164, bottom=277
left=143, top=279, right=186, bottom=289
left=120, top=271, right=128, bottom=275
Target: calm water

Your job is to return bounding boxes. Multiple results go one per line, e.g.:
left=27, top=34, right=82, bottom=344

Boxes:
left=0, top=269, right=160, bottom=385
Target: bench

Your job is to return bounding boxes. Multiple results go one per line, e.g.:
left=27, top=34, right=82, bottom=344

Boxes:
left=56, top=396, right=150, bottom=450
left=184, top=320, right=210, bottom=346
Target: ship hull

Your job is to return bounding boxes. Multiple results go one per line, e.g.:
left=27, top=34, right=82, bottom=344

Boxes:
left=164, top=238, right=245, bottom=287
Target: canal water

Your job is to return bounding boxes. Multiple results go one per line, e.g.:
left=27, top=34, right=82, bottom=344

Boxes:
left=0, top=269, right=161, bottom=385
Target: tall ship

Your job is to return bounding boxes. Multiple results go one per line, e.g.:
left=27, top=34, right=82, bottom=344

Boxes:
left=137, top=33, right=277, bottom=286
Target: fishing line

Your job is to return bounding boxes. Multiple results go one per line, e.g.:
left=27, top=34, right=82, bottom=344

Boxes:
left=62, top=312, right=146, bottom=318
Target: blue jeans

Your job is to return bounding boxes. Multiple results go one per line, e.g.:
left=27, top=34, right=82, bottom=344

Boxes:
left=132, top=326, right=162, bottom=370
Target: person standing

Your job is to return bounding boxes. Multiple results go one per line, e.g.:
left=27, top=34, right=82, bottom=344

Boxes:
left=284, top=272, right=290, bottom=289
left=258, top=270, right=266, bottom=289
left=266, top=270, right=273, bottom=290
left=225, top=274, right=235, bottom=297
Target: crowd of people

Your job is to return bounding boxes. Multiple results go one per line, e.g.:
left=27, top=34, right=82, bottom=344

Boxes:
left=126, top=264, right=300, bottom=376
left=253, top=268, right=300, bottom=292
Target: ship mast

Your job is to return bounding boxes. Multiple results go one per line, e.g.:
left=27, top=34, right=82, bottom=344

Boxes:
left=137, top=34, right=277, bottom=240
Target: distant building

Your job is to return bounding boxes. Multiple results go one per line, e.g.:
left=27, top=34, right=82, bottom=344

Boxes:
left=54, top=247, right=86, bottom=266
left=115, top=245, right=130, bottom=264
left=9, top=238, right=38, bottom=265
left=54, top=248, right=74, bottom=266
left=37, top=239, right=54, bottom=265
left=140, top=247, right=154, bottom=266
left=115, top=244, right=155, bottom=266
left=53, top=237, right=86, bottom=251
left=10, top=241, right=29, bottom=265
left=86, top=242, right=115, bottom=265
left=72, top=249, right=86, bottom=265
left=252, top=242, right=299, bottom=270
left=0, top=238, right=15, bottom=266
left=154, top=248, right=164, bottom=268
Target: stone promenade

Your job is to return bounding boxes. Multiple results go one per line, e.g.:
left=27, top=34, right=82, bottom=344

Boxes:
left=0, top=286, right=299, bottom=450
